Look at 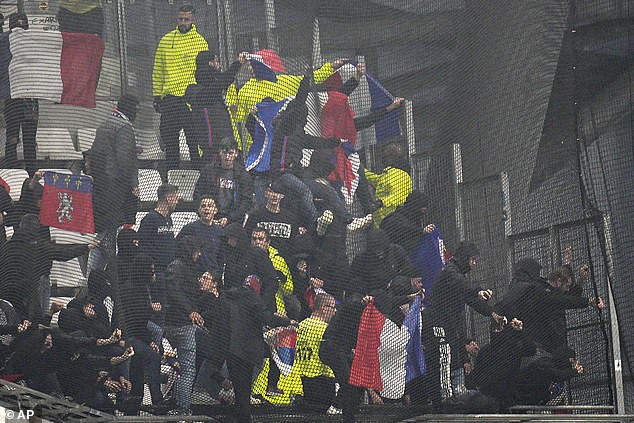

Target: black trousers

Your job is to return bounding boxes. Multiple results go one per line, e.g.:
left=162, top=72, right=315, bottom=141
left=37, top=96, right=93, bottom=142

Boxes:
left=226, top=354, right=255, bottom=423
left=159, top=95, right=196, bottom=171
left=298, top=375, right=336, bottom=413
left=4, top=98, right=37, bottom=175
left=320, top=339, right=363, bottom=423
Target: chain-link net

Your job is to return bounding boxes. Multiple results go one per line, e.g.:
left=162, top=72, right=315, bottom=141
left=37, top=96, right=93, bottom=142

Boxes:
left=0, top=0, right=632, bottom=422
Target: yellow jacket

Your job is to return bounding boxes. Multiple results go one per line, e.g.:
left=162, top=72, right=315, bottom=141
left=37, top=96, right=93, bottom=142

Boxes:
left=152, top=25, right=208, bottom=98
left=365, top=166, right=412, bottom=227
left=268, top=246, right=293, bottom=315
left=225, top=62, right=334, bottom=151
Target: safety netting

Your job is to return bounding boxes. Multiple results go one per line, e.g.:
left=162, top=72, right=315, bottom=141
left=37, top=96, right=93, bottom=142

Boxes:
left=0, top=0, right=632, bottom=422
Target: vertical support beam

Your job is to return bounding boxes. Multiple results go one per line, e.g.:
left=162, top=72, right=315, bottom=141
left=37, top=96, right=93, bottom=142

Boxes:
left=116, top=0, right=128, bottom=94
left=223, top=0, right=235, bottom=60
left=501, top=171, right=512, bottom=237
left=548, top=225, right=558, bottom=271
left=311, top=18, right=321, bottom=67
left=452, top=143, right=465, bottom=242
left=264, top=0, right=278, bottom=52
left=216, top=0, right=227, bottom=68
left=603, top=213, right=626, bottom=414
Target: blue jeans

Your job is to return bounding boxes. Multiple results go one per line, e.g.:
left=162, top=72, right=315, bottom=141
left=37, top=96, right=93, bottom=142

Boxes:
left=128, top=336, right=163, bottom=405
left=164, top=325, right=196, bottom=411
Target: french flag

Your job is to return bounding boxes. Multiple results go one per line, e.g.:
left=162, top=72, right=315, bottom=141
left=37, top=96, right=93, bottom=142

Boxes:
left=271, top=327, right=297, bottom=377
left=245, top=98, right=293, bottom=172
left=321, top=62, right=402, bottom=143
left=248, top=49, right=286, bottom=83
left=0, top=30, right=104, bottom=108
left=349, top=301, right=411, bottom=399
left=410, top=227, right=446, bottom=306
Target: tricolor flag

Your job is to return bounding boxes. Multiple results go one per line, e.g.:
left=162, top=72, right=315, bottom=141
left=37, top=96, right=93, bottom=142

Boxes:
left=321, top=62, right=402, bottom=143
left=319, top=91, right=361, bottom=205
left=248, top=49, right=286, bottom=83
left=269, top=327, right=297, bottom=377
left=349, top=301, right=411, bottom=398
left=0, top=30, right=104, bottom=108
left=411, top=227, right=446, bottom=306
left=40, top=172, right=95, bottom=233
left=404, top=295, right=426, bottom=382
left=245, top=98, right=292, bottom=172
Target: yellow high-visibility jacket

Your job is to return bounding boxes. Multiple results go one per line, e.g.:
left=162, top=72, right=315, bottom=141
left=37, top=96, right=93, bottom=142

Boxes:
left=268, top=246, right=293, bottom=315
left=152, top=25, right=208, bottom=98
left=365, top=166, right=412, bottom=227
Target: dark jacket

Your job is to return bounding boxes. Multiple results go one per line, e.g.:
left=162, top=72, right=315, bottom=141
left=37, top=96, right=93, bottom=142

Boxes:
left=164, top=238, right=203, bottom=327
left=185, top=56, right=241, bottom=154
left=193, top=162, right=253, bottom=223
left=349, top=229, right=417, bottom=295
left=87, top=112, right=139, bottom=233
left=426, top=260, right=493, bottom=349
left=380, top=191, right=430, bottom=254
left=223, top=286, right=290, bottom=365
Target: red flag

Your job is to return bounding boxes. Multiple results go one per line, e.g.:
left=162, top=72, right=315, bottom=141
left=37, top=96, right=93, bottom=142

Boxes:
left=0, top=177, right=9, bottom=194
left=60, top=33, right=104, bottom=108
left=349, top=301, right=385, bottom=392
left=40, top=172, right=95, bottom=233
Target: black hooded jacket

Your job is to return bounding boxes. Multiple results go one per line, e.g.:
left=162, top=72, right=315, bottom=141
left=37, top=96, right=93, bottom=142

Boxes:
left=185, top=52, right=241, bottom=148
left=164, top=236, right=204, bottom=327
left=425, top=245, right=493, bottom=350
left=380, top=191, right=430, bottom=254
left=349, top=228, right=417, bottom=295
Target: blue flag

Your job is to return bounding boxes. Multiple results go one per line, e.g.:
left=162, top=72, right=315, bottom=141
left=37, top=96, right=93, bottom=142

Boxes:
left=411, top=228, right=446, bottom=307
left=245, top=99, right=291, bottom=172
left=366, top=71, right=402, bottom=143
left=404, top=295, right=426, bottom=382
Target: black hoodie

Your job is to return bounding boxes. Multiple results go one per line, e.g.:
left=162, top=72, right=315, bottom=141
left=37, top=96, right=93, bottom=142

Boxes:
left=185, top=51, right=242, bottom=153
left=164, top=236, right=204, bottom=326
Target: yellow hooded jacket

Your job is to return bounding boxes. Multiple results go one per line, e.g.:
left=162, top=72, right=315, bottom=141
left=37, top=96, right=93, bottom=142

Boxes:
left=152, top=25, right=209, bottom=98
left=366, top=166, right=412, bottom=227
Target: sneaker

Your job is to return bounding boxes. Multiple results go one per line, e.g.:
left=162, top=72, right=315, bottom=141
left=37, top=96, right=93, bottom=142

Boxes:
left=167, top=408, right=192, bottom=416
left=347, top=214, right=373, bottom=232
left=266, top=387, right=284, bottom=396
left=316, top=210, right=334, bottom=236
left=326, top=405, right=342, bottom=415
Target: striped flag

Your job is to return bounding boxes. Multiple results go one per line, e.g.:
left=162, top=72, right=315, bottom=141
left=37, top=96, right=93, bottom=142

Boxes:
left=0, top=29, right=103, bottom=108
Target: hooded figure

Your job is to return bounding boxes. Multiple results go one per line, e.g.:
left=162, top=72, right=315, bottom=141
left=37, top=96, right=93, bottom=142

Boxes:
left=185, top=50, right=242, bottom=163
left=349, top=228, right=417, bottom=295
left=509, top=258, right=543, bottom=287
left=380, top=190, right=431, bottom=253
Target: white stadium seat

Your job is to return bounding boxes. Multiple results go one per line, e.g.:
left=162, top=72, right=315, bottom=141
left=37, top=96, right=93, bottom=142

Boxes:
left=0, top=169, right=30, bottom=201
left=168, top=170, right=200, bottom=202
left=138, top=169, right=162, bottom=202
left=36, top=128, right=83, bottom=160
left=50, top=258, right=86, bottom=288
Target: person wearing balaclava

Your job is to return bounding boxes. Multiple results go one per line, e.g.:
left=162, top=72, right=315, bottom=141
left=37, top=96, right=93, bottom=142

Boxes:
left=152, top=5, right=208, bottom=172
left=185, top=50, right=248, bottom=165
left=380, top=190, right=435, bottom=254
left=86, top=94, right=141, bottom=276
left=421, top=241, right=505, bottom=409
left=349, top=228, right=417, bottom=295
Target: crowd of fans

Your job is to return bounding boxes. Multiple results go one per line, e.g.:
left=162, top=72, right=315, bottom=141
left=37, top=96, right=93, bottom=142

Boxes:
left=0, top=4, right=607, bottom=423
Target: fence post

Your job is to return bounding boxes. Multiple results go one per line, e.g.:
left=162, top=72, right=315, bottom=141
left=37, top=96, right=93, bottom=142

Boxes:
left=603, top=213, right=626, bottom=414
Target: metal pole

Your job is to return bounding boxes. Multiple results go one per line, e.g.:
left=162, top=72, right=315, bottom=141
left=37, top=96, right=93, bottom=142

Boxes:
left=311, top=17, right=321, bottom=67
left=223, top=0, right=235, bottom=60
left=264, top=0, right=278, bottom=52
left=602, top=213, right=626, bottom=414
left=216, top=0, right=227, bottom=68
left=452, top=143, right=465, bottom=241
left=116, top=0, right=128, bottom=94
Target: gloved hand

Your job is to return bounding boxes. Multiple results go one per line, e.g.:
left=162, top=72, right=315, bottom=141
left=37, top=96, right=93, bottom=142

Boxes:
left=153, top=96, right=162, bottom=114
